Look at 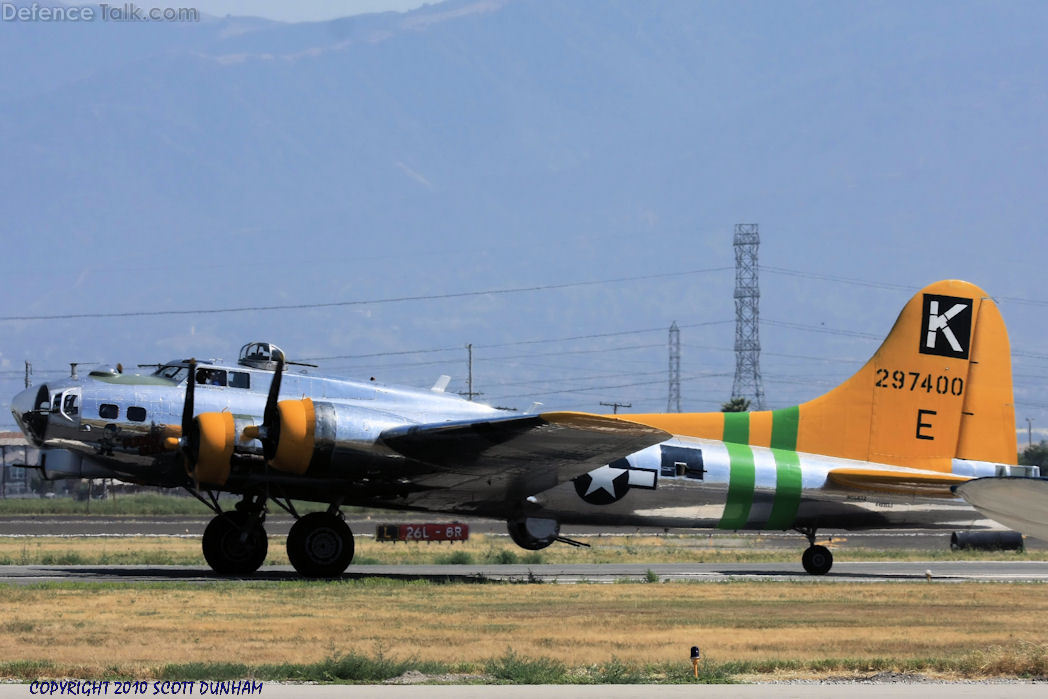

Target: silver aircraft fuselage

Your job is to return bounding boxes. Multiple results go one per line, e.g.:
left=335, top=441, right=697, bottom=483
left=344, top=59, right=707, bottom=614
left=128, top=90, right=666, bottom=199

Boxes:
left=10, top=354, right=1005, bottom=534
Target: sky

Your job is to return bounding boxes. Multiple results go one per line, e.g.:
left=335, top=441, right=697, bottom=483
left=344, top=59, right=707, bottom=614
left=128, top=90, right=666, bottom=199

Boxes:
left=1, top=0, right=1046, bottom=445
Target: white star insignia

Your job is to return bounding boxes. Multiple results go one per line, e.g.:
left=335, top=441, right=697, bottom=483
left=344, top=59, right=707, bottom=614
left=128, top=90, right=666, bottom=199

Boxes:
left=584, top=464, right=628, bottom=497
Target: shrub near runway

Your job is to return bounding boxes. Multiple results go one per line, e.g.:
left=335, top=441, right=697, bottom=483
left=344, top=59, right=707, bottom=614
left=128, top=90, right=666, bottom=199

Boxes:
left=0, top=580, right=1046, bottom=681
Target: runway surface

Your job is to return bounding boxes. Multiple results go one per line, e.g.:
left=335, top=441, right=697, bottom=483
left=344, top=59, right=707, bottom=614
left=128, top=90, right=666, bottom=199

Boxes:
left=1, top=560, right=1047, bottom=584
left=1, top=514, right=1045, bottom=584
left=1, top=515, right=1043, bottom=551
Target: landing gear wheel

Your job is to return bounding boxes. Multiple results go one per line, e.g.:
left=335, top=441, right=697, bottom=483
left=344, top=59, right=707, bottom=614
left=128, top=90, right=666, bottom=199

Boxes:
left=506, top=517, right=558, bottom=551
left=202, top=511, right=268, bottom=575
left=802, top=544, right=833, bottom=575
left=286, top=512, right=355, bottom=578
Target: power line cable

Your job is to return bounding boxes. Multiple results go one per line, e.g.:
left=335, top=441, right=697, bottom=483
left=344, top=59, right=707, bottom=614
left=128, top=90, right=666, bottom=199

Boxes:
left=0, top=266, right=732, bottom=322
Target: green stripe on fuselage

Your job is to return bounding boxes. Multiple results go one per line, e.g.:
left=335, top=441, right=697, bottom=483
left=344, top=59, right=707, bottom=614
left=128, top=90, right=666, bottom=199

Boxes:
left=766, top=448, right=802, bottom=529
left=723, top=411, right=749, bottom=444
left=770, top=405, right=799, bottom=451
left=719, top=442, right=755, bottom=529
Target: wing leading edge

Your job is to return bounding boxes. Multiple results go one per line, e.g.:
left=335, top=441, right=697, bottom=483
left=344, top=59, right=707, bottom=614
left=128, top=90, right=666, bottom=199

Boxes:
left=379, top=411, right=670, bottom=509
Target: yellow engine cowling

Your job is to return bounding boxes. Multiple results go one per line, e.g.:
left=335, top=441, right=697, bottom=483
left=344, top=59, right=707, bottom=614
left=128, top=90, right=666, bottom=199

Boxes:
left=269, top=398, right=316, bottom=475
left=190, top=411, right=235, bottom=486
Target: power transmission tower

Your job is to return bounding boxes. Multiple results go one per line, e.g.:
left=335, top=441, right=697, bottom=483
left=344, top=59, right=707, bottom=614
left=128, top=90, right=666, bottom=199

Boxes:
left=732, top=224, right=765, bottom=410
left=667, top=321, right=681, bottom=412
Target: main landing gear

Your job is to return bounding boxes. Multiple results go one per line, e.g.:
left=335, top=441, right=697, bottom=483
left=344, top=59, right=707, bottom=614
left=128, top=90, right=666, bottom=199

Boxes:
left=796, top=526, right=833, bottom=576
left=286, top=510, right=355, bottom=578
left=202, top=498, right=268, bottom=575
left=198, top=496, right=356, bottom=578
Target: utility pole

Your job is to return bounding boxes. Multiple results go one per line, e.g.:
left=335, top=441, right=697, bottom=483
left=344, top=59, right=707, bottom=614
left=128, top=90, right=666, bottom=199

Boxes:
left=731, top=223, right=765, bottom=410
left=24, top=361, right=31, bottom=389
left=600, top=401, right=632, bottom=415
left=668, top=321, right=681, bottom=412
left=457, top=344, right=483, bottom=401
left=1027, top=418, right=1034, bottom=448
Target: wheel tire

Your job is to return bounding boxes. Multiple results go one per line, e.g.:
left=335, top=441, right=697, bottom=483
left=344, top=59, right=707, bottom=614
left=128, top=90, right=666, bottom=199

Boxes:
left=202, top=511, right=268, bottom=575
left=506, top=518, right=556, bottom=550
left=801, top=544, right=833, bottom=575
left=286, top=512, right=354, bottom=578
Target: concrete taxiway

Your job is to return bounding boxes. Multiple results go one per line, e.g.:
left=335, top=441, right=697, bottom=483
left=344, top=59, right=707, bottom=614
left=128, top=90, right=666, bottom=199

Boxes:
left=1, top=560, right=1046, bottom=584
left=0, top=683, right=1045, bottom=698
left=0, top=515, right=1043, bottom=552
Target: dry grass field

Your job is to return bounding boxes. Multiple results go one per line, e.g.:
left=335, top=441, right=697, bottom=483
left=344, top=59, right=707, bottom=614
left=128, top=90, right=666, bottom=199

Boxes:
left=1, top=532, right=1045, bottom=681
left=1, top=580, right=1046, bottom=679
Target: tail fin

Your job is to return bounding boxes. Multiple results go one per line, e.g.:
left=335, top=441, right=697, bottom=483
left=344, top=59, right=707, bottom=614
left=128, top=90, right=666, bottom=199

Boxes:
left=626, top=280, right=1016, bottom=470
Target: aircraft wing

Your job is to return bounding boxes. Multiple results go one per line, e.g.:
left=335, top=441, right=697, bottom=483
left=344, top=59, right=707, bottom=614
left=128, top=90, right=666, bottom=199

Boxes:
left=379, top=411, right=670, bottom=509
left=954, top=477, right=1048, bottom=540
left=826, top=468, right=970, bottom=499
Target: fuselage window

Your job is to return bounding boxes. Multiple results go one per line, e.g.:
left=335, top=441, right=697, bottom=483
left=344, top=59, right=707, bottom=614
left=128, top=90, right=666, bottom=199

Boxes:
left=195, top=368, right=227, bottom=387
left=228, top=371, right=250, bottom=389
left=99, top=404, right=119, bottom=420
left=127, top=406, right=147, bottom=422
left=660, top=445, right=705, bottom=480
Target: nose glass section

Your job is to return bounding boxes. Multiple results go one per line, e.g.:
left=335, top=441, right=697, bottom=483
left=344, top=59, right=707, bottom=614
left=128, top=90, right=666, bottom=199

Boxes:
left=10, top=384, right=49, bottom=445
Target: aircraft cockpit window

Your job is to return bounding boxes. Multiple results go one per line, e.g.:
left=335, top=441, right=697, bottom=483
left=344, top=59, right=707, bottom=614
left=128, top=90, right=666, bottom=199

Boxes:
left=195, top=368, right=227, bottom=386
left=63, top=393, right=79, bottom=417
left=228, top=371, right=250, bottom=389
left=52, top=395, right=61, bottom=412
left=154, top=365, right=189, bottom=383
left=127, top=406, right=147, bottom=422
left=99, top=404, right=119, bottom=420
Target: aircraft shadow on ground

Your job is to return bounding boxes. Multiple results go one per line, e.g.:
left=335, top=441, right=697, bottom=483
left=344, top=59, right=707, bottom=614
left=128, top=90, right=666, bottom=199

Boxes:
left=27, top=565, right=939, bottom=583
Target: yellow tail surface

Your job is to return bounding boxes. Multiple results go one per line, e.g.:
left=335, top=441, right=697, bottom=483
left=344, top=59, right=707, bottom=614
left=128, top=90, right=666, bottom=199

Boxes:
left=625, top=280, right=1017, bottom=470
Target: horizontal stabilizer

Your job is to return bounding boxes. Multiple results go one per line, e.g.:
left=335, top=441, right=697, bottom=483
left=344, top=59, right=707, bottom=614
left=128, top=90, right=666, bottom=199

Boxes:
left=380, top=411, right=669, bottom=504
left=955, top=477, right=1048, bottom=540
left=828, top=468, right=970, bottom=499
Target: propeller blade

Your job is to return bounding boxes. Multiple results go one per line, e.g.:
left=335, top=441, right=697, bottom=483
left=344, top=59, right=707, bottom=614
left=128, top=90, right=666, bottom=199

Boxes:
left=181, top=359, right=198, bottom=469
left=260, top=355, right=285, bottom=461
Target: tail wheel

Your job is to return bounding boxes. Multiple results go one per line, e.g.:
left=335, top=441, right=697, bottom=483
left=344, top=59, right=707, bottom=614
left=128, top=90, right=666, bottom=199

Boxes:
left=202, top=511, right=268, bottom=575
left=286, top=512, right=354, bottom=578
left=801, top=544, right=833, bottom=575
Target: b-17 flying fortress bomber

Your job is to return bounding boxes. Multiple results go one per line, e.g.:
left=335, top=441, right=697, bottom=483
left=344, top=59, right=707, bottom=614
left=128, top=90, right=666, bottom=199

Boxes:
left=10, top=280, right=1042, bottom=577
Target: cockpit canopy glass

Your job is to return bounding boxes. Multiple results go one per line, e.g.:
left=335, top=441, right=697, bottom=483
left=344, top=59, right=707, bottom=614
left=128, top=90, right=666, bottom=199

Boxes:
left=152, top=365, right=189, bottom=383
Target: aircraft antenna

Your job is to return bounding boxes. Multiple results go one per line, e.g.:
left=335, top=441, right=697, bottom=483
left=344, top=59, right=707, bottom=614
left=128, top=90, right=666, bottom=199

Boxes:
left=732, top=223, right=765, bottom=410
left=667, top=322, right=681, bottom=412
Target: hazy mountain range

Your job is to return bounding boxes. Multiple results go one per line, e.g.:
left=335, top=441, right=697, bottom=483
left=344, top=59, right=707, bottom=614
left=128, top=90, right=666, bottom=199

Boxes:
left=1, top=0, right=1046, bottom=433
